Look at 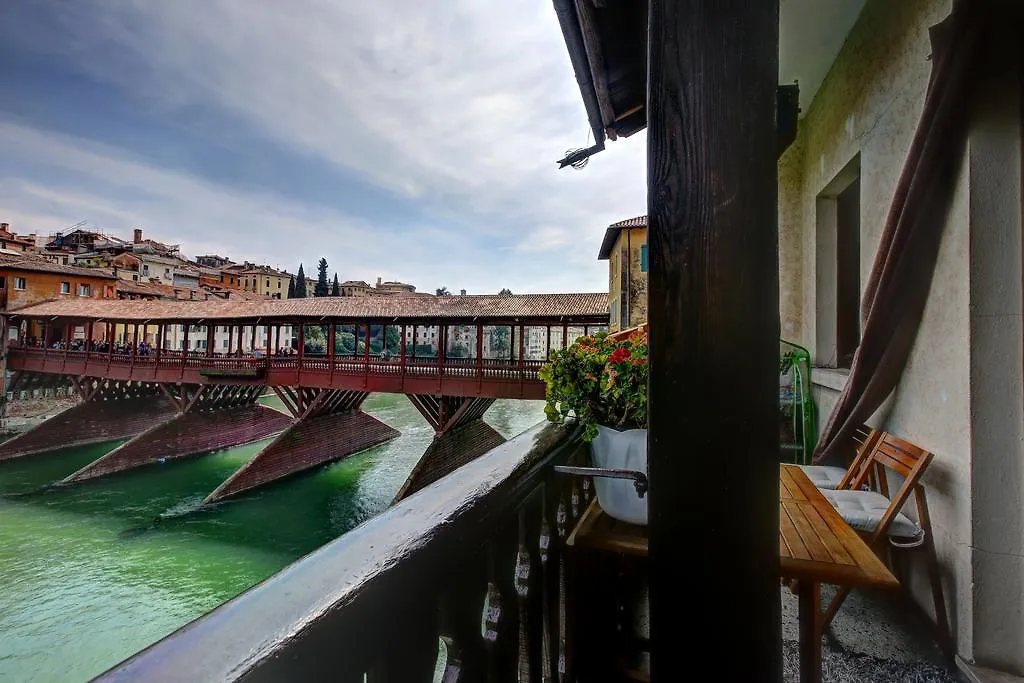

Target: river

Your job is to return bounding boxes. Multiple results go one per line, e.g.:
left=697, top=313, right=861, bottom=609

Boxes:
left=0, top=394, right=546, bottom=682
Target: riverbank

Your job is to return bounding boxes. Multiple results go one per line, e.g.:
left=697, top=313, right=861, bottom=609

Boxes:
left=1, top=396, right=79, bottom=437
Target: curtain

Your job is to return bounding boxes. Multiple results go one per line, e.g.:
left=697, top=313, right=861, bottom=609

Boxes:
left=813, top=0, right=991, bottom=464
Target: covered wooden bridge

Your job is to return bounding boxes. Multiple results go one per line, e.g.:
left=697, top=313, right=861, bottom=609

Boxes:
left=1, top=293, right=607, bottom=503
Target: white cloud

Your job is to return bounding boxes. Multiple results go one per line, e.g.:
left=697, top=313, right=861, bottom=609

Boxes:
left=0, top=0, right=647, bottom=293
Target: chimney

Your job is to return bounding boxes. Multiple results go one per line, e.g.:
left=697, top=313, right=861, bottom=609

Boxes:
left=133, top=228, right=143, bottom=244
left=460, top=289, right=466, bottom=296
left=0, top=223, right=8, bottom=233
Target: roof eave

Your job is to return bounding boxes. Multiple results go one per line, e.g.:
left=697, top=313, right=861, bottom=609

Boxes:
left=552, top=0, right=607, bottom=163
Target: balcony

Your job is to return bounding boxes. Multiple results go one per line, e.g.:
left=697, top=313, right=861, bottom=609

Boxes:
left=90, top=419, right=954, bottom=682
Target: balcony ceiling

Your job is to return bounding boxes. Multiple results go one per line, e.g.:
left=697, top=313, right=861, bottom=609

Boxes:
left=780, top=0, right=867, bottom=115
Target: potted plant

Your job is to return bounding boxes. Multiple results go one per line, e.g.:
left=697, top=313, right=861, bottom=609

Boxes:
left=540, top=329, right=648, bottom=524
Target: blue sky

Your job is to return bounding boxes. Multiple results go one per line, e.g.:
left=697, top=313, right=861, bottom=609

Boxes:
left=0, top=0, right=646, bottom=294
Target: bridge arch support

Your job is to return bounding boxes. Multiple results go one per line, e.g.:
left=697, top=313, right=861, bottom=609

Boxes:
left=393, top=394, right=506, bottom=503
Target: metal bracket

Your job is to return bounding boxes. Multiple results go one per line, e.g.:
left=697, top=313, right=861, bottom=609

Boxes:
left=553, top=465, right=648, bottom=499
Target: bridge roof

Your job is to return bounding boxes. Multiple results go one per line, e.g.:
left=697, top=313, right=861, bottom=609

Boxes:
left=6, top=292, right=609, bottom=323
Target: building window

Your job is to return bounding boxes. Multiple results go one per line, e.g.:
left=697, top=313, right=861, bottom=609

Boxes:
left=77, top=284, right=92, bottom=296
left=60, top=281, right=71, bottom=294
left=266, top=279, right=270, bottom=288
left=278, top=280, right=282, bottom=289
left=143, top=265, right=149, bottom=275
left=62, top=257, right=69, bottom=265
left=816, top=156, right=861, bottom=369
left=0, top=276, right=5, bottom=288
left=640, top=244, right=649, bottom=273
left=223, top=339, right=229, bottom=349
left=609, top=297, right=619, bottom=326
left=14, top=277, right=26, bottom=290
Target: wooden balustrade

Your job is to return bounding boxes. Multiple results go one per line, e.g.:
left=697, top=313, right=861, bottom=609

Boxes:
left=95, top=421, right=588, bottom=682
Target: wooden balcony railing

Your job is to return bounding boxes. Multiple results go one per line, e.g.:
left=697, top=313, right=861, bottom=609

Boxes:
left=94, top=421, right=589, bottom=682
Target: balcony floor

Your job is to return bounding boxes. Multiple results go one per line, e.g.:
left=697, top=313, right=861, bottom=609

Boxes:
left=781, top=585, right=962, bottom=682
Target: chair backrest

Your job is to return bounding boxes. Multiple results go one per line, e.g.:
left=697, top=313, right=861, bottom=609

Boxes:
left=849, top=432, right=933, bottom=544
left=835, top=425, right=883, bottom=490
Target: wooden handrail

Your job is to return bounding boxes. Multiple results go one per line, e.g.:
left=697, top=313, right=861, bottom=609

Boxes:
left=95, top=422, right=587, bottom=682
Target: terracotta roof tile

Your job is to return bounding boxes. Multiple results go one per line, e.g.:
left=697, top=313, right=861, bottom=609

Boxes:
left=0, top=254, right=118, bottom=280
left=6, top=293, right=610, bottom=322
left=598, top=215, right=647, bottom=260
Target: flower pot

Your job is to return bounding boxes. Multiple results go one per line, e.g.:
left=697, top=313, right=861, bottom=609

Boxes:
left=590, top=425, right=648, bottom=525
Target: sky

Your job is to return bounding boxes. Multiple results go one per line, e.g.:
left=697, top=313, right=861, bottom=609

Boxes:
left=0, top=0, right=646, bottom=294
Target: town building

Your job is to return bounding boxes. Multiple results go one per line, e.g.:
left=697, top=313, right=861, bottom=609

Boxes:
left=340, top=280, right=372, bottom=296
left=0, top=223, right=36, bottom=254
left=223, top=263, right=291, bottom=299
left=0, top=255, right=117, bottom=344
left=374, top=277, right=416, bottom=294
left=195, top=254, right=233, bottom=269
left=597, top=215, right=648, bottom=333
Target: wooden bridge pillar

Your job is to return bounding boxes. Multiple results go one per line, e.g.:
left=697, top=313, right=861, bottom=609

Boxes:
left=60, top=383, right=291, bottom=484
left=0, top=375, right=177, bottom=461
left=393, top=395, right=505, bottom=503
left=203, top=388, right=399, bottom=504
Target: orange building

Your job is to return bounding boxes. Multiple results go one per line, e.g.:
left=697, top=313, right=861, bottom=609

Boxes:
left=0, top=256, right=117, bottom=312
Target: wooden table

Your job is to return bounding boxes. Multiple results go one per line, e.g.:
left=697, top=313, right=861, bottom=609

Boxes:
left=567, top=465, right=899, bottom=683
left=780, top=464, right=898, bottom=682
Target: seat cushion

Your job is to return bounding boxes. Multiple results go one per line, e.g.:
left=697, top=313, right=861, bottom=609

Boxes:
left=799, top=465, right=849, bottom=490
left=821, top=489, right=922, bottom=539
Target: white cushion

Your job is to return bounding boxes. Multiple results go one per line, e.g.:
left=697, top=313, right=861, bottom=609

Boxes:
left=799, top=465, right=849, bottom=490
left=821, top=489, right=922, bottom=539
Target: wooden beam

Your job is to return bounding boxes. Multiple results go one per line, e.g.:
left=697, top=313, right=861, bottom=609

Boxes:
left=573, top=0, right=618, bottom=140
left=646, top=1, right=780, bottom=679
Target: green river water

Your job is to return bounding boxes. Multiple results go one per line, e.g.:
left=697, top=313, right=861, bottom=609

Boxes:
left=0, top=394, right=546, bottom=682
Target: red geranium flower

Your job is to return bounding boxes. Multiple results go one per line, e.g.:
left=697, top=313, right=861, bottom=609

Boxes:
left=608, top=347, right=630, bottom=365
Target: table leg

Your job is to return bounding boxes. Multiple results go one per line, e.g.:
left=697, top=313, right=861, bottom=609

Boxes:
left=798, top=580, right=822, bottom=683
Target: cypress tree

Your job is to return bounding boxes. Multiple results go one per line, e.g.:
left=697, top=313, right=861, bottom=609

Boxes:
left=294, top=264, right=307, bottom=298
left=332, top=273, right=340, bottom=296
left=287, top=276, right=295, bottom=298
left=315, top=258, right=329, bottom=297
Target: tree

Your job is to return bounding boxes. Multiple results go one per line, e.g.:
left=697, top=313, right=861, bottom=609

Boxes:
left=294, top=264, right=307, bottom=298
left=287, top=276, right=295, bottom=298
left=385, top=325, right=401, bottom=351
left=490, top=325, right=511, bottom=359
left=331, top=273, right=340, bottom=296
left=436, top=286, right=450, bottom=296
left=498, top=288, right=512, bottom=296
left=336, top=331, right=356, bottom=355
left=315, top=258, right=329, bottom=297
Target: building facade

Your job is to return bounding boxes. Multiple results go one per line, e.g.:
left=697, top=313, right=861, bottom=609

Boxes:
left=598, top=216, right=648, bottom=332
left=778, top=0, right=1023, bottom=674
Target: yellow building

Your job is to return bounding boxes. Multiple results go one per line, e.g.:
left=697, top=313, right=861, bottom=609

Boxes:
left=234, top=264, right=291, bottom=299
left=598, top=215, right=648, bottom=332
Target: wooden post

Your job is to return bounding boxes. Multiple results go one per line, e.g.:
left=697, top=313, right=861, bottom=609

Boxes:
left=476, top=323, right=484, bottom=376
left=86, top=321, right=94, bottom=361
left=545, top=325, right=551, bottom=360
left=228, top=324, right=235, bottom=357
left=411, top=325, right=417, bottom=362
left=646, top=0, right=780, bottom=679
left=297, top=324, right=304, bottom=360
left=328, top=324, right=336, bottom=360
left=182, top=323, right=190, bottom=366
left=237, top=324, right=244, bottom=357
left=205, top=324, right=215, bottom=358
left=400, top=324, right=407, bottom=375
left=363, top=322, right=371, bottom=366
left=155, top=324, right=163, bottom=362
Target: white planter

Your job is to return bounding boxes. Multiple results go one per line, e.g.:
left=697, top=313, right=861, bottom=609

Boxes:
left=590, top=425, right=648, bottom=525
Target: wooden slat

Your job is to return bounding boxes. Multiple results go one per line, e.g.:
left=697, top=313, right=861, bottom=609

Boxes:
left=783, top=501, right=832, bottom=563
left=801, top=502, right=855, bottom=566
left=779, top=504, right=811, bottom=560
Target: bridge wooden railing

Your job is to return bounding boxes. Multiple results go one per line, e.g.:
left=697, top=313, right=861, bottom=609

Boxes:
left=6, top=348, right=551, bottom=383
left=95, top=421, right=591, bottom=682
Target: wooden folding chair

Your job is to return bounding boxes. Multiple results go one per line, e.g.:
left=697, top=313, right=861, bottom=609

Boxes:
left=819, top=432, right=951, bottom=654
left=800, top=424, right=881, bottom=490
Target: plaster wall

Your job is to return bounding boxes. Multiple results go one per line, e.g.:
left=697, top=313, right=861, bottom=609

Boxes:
left=777, top=0, right=976, bottom=659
